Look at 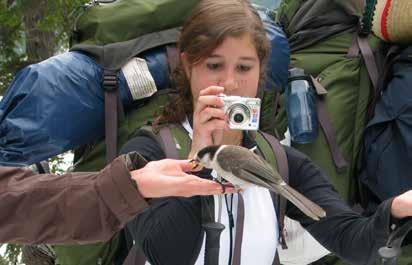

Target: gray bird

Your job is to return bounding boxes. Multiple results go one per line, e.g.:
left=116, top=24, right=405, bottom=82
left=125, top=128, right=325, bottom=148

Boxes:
left=192, top=145, right=326, bottom=221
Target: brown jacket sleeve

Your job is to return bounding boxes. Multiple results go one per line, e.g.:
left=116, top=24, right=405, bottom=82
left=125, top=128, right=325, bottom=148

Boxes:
left=0, top=153, right=149, bottom=245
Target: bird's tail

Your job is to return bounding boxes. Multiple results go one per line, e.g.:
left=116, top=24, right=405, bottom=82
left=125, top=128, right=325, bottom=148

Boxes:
left=276, top=184, right=326, bottom=221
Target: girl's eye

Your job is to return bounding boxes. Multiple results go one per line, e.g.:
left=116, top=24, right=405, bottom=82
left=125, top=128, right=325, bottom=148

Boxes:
left=206, top=63, right=222, bottom=71
left=237, top=65, right=252, bottom=72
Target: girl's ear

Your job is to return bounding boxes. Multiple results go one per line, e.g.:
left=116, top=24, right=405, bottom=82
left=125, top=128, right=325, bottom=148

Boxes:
left=180, top=52, right=191, bottom=79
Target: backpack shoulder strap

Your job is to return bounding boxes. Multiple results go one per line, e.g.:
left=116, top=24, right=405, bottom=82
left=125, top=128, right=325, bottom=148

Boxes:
left=103, top=69, right=123, bottom=164
left=255, top=131, right=289, bottom=254
left=135, top=124, right=191, bottom=160
left=256, top=131, right=289, bottom=179
left=123, top=124, right=191, bottom=265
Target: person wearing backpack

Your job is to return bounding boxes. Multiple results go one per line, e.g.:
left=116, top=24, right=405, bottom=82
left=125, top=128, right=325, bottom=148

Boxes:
left=118, top=1, right=412, bottom=264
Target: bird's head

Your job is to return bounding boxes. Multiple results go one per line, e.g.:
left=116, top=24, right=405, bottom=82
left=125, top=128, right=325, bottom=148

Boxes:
left=190, top=145, right=221, bottom=169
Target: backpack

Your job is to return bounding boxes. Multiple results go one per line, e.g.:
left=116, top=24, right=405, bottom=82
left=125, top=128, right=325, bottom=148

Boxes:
left=274, top=1, right=412, bottom=264
left=361, top=45, right=412, bottom=202
left=48, top=1, right=290, bottom=265
left=274, top=0, right=383, bottom=204
left=0, top=1, right=289, bottom=167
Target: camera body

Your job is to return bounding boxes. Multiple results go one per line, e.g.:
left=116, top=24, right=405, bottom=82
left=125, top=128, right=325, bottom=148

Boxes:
left=219, top=94, right=261, bottom=130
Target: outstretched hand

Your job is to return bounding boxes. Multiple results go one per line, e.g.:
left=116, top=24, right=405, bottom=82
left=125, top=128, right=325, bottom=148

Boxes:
left=391, top=190, right=412, bottom=219
left=130, top=159, right=234, bottom=198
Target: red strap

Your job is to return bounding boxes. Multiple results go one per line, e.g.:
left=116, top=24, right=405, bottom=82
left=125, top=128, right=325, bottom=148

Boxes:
left=381, top=0, right=392, bottom=42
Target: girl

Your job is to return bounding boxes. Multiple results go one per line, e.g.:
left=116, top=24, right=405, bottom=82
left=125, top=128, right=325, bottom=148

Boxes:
left=120, top=0, right=412, bottom=264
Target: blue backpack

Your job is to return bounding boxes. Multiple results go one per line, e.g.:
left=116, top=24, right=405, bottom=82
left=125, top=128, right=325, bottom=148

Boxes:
left=0, top=4, right=289, bottom=167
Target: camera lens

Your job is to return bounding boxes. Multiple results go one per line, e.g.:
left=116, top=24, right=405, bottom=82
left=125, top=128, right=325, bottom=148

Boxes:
left=233, top=113, right=244, bottom=123
left=227, top=103, right=250, bottom=127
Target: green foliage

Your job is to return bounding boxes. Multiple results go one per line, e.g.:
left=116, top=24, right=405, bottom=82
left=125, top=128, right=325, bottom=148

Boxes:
left=3, top=244, right=21, bottom=265
left=0, top=257, right=7, bottom=265
left=0, top=0, right=89, bottom=95
left=49, top=153, right=71, bottom=175
left=0, top=1, right=82, bottom=261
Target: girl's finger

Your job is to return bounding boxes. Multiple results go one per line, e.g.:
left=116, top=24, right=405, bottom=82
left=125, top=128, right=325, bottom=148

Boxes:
left=195, top=95, right=225, bottom=112
left=198, top=107, right=226, bottom=124
left=199, top=86, right=225, bottom=96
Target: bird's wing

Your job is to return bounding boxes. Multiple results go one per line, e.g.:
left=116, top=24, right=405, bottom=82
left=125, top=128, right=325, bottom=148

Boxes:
left=217, top=146, right=326, bottom=220
left=218, top=146, right=284, bottom=186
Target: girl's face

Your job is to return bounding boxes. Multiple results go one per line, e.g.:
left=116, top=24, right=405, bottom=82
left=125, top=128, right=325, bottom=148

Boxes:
left=183, top=33, right=261, bottom=103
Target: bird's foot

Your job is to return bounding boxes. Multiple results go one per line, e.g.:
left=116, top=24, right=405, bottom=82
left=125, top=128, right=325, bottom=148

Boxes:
left=213, top=178, right=234, bottom=194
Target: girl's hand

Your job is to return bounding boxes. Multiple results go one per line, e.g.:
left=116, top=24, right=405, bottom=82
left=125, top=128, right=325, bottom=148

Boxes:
left=188, top=86, right=229, bottom=158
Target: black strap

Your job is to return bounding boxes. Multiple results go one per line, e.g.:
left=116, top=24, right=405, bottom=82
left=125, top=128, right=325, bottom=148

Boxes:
left=367, top=45, right=402, bottom=120
left=347, top=34, right=383, bottom=123
left=225, top=194, right=235, bottom=265
left=273, top=251, right=281, bottom=265
left=122, top=244, right=146, bottom=265
left=272, top=92, right=281, bottom=138
left=232, top=193, right=245, bottom=265
left=258, top=131, right=289, bottom=254
left=316, top=98, right=348, bottom=173
left=165, top=45, right=179, bottom=90
left=165, top=45, right=179, bottom=75
left=122, top=126, right=181, bottom=265
left=35, top=161, right=50, bottom=174
left=347, top=33, right=360, bottom=59
left=357, top=35, right=379, bottom=95
left=103, top=69, right=120, bottom=164
left=259, top=131, right=289, bottom=179
left=158, top=126, right=179, bottom=159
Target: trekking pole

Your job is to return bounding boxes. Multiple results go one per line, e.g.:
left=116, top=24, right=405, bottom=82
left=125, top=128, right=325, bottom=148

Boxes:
left=379, top=219, right=412, bottom=265
left=203, top=221, right=225, bottom=265
left=203, top=191, right=225, bottom=265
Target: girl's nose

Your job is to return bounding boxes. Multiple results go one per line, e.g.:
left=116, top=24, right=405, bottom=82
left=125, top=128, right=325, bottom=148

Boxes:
left=219, top=71, right=238, bottom=93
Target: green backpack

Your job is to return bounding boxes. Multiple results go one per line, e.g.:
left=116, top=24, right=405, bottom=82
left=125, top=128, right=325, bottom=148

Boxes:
left=274, top=1, right=412, bottom=265
left=274, top=0, right=382, bottom=204
left=55, top=1, right=282, bottom=264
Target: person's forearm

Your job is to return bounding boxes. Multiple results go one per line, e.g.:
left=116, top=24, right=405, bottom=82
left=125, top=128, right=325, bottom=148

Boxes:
left=0, top=154, right=149, bottom=245
left=307, top=198, right=393, bottom=265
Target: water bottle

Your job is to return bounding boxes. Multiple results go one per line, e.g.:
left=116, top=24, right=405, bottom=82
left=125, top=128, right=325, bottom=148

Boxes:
left=286, top=68, right=318, bottom=144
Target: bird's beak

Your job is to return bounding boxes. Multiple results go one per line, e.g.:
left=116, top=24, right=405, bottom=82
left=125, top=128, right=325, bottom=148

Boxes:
left=189, top=158, right=201, bottom=170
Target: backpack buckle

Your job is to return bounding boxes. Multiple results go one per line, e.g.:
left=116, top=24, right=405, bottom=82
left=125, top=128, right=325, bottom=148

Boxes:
left=103, top=69, right=118, bottom=92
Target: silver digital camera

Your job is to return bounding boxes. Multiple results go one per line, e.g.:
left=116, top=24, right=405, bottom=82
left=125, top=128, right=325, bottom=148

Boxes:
left=219, top=94, right=261, bottom=130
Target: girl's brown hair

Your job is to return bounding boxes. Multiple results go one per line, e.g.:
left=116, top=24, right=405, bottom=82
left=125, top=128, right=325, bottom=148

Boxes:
left=154, top=0, right=270, bottom=128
